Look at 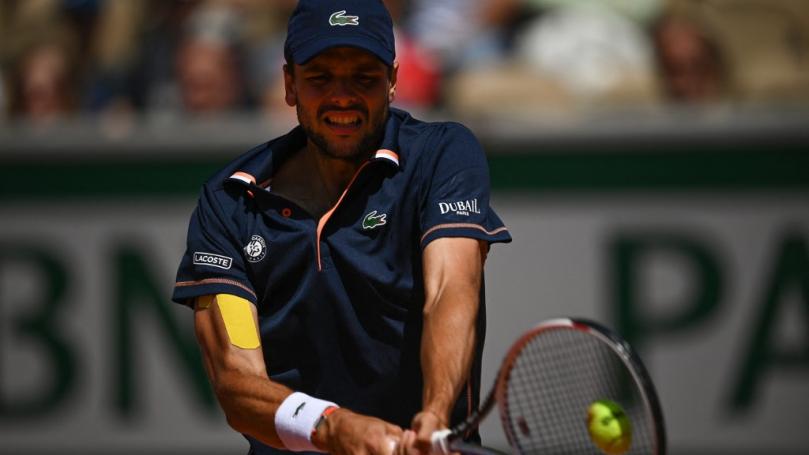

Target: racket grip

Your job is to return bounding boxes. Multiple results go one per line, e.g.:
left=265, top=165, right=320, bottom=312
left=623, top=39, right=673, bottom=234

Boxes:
left=430, top=429, right=452, bottom=455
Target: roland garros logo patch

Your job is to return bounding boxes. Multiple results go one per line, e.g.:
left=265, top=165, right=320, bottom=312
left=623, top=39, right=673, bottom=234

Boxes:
left=244, top=235, right=267, bottom=263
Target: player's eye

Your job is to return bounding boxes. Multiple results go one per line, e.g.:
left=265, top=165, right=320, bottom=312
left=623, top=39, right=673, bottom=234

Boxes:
left=306, top=74, right=329, bottom=84
left=355, top=73, right=380, bottom=86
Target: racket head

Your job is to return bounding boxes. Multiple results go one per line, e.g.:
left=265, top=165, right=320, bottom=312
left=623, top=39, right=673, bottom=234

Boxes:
left=494, top=318, right=666, bottom=455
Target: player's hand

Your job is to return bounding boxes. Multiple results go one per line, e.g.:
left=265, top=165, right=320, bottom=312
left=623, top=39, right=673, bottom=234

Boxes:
left=312, top=407, right=403, bottom=455
left=408, top=410, right=448, bottom=455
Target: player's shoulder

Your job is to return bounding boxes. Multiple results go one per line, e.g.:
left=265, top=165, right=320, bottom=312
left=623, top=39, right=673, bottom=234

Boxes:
left=393, top=109, right=484, bottom=166
left=192, top=144, right=265, bottom=218
left=395, top=108, right=479, bottom=145
left=203, top=141, right=271, bottom=191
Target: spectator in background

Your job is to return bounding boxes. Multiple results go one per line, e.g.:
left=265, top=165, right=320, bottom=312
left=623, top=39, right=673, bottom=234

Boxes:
left=5, top=25, right=81, bottom=125
left=174, top=4, right=250, bottom=115
left=390, top=30, right=442, bottom=110
left=444, top=0, right=660, bottom=117
left=384, top=0, right=442, bottom=110
left=0, top=1, right=80, bottom=125
left=248, top=0, right=300, bottom=123
left=176, top=37, right=245, bottom=115
left=84, top=0, right=146, bottom=115
left=652, top=13, right=726, bottom=103
left=661, top=0, right=809, bottom=105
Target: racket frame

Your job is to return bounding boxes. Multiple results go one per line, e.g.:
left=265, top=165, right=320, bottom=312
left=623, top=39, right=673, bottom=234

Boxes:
left=434, top=318, right=667, bottom=455
left=495, top=318, right=667, bottom=455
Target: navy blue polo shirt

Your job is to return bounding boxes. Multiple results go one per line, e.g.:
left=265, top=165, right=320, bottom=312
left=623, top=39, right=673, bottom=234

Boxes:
left=173, top=108, right=510, bottom=454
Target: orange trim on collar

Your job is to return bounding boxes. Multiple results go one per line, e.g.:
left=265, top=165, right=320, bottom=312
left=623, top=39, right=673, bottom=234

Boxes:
left=315, top=161, right=373, bottom=271
left=230, top=171, right=256, bottom=185
left=374, top=149, right=399, bottom=166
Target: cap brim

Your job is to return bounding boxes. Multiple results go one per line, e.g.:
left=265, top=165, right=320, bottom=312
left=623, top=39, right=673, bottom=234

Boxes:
left=292, top=35, right=394, bottom=66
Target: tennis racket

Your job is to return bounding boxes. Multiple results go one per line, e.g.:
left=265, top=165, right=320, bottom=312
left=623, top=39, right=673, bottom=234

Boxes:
left=431, top=318, right=666, bottom=455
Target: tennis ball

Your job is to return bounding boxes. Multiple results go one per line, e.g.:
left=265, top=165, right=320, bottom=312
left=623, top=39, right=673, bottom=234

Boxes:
left=586, top=399, right=632, bottom=455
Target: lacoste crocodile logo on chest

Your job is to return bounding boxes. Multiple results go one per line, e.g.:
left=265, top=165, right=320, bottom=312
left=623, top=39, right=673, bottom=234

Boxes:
left=362, top=211, right=387, bottom=230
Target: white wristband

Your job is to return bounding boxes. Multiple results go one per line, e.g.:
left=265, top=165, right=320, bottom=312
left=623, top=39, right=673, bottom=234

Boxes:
left=274, top=392, right=338, bottom=452
left=431, top=429, right=452, bottom=455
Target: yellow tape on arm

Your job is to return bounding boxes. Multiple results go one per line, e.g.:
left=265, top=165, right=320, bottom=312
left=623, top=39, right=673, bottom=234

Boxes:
left=216, top=294, right=261, bottom=349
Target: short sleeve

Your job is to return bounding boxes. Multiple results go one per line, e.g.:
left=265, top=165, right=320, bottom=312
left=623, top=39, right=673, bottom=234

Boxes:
left=172, top=185, right=256, bottom=306
left=419, top=124, right=512, bottom=249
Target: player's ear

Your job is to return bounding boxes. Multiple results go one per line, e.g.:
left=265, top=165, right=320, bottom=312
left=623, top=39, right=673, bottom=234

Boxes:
left=388, top=61, right=399, bottom=103
left=283, top=64, right=297, bottom=107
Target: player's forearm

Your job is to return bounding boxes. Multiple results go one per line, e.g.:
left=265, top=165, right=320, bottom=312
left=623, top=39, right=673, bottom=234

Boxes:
left=210, top=363, right=293, bottom=448
left=420, top=283, right=480, bottom=422
left=195, top=296, right=293, bottom=449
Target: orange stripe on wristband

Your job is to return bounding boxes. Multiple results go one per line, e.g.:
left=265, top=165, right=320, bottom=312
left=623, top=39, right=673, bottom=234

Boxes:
left=311, top=406, right=339, bottom=439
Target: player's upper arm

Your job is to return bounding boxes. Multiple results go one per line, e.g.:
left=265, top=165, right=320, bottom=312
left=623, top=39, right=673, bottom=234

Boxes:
left=422, top=237, right=486, bottom=314
left=194, top=294, right=267, bottom=383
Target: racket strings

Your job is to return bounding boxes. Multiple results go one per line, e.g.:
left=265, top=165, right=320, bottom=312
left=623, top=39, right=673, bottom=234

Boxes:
left=499, top=328, right=655, bottom=454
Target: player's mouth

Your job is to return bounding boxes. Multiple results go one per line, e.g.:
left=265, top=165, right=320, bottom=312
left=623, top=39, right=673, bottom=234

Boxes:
left=323, top=112, right=363, bottom=135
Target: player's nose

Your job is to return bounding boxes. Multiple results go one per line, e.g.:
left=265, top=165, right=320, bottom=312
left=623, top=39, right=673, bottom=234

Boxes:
left=328, top=78, right=360, bottom=107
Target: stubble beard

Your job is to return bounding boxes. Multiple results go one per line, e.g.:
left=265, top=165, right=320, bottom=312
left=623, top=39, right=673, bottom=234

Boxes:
left=298, top=102, right=388, bottom=163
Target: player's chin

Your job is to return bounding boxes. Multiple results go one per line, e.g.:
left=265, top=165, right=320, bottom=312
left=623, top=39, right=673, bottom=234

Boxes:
left=320, top=123, right=362, bottom=145
left=324, top=141, right=366, bottom=160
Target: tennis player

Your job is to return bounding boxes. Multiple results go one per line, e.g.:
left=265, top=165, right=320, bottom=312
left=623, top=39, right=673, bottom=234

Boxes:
left=172, top=1, right=511, bottom=454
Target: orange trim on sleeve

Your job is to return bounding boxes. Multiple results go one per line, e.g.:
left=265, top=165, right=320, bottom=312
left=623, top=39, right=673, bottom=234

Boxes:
left=420, top=223, right=509, bottom=244
left=175, top=278, right=257, bottom=299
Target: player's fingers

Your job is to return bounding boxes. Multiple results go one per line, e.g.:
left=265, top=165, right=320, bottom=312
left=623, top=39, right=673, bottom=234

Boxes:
left=384, top=435, right=399, bottom=455
left=394, top=430, right=414, bottom=455
left=389, top=422, right=405, bottom=436
left=413, top=421, right=439, bottom=453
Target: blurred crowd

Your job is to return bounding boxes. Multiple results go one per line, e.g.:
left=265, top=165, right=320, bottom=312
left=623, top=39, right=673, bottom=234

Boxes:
left=1, top=0, right=808, bottom=128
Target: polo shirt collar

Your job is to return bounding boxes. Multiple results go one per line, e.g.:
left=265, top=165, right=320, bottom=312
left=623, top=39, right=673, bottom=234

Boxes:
left=372, top=108, right=404, bottom=167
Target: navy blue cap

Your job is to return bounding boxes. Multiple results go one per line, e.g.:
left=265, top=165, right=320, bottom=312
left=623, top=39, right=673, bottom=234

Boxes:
left=284, top=0, right=395, bottom=66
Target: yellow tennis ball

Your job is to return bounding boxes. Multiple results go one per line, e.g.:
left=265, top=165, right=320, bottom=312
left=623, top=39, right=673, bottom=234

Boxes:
left=587, top=399, right=632, bottom=455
